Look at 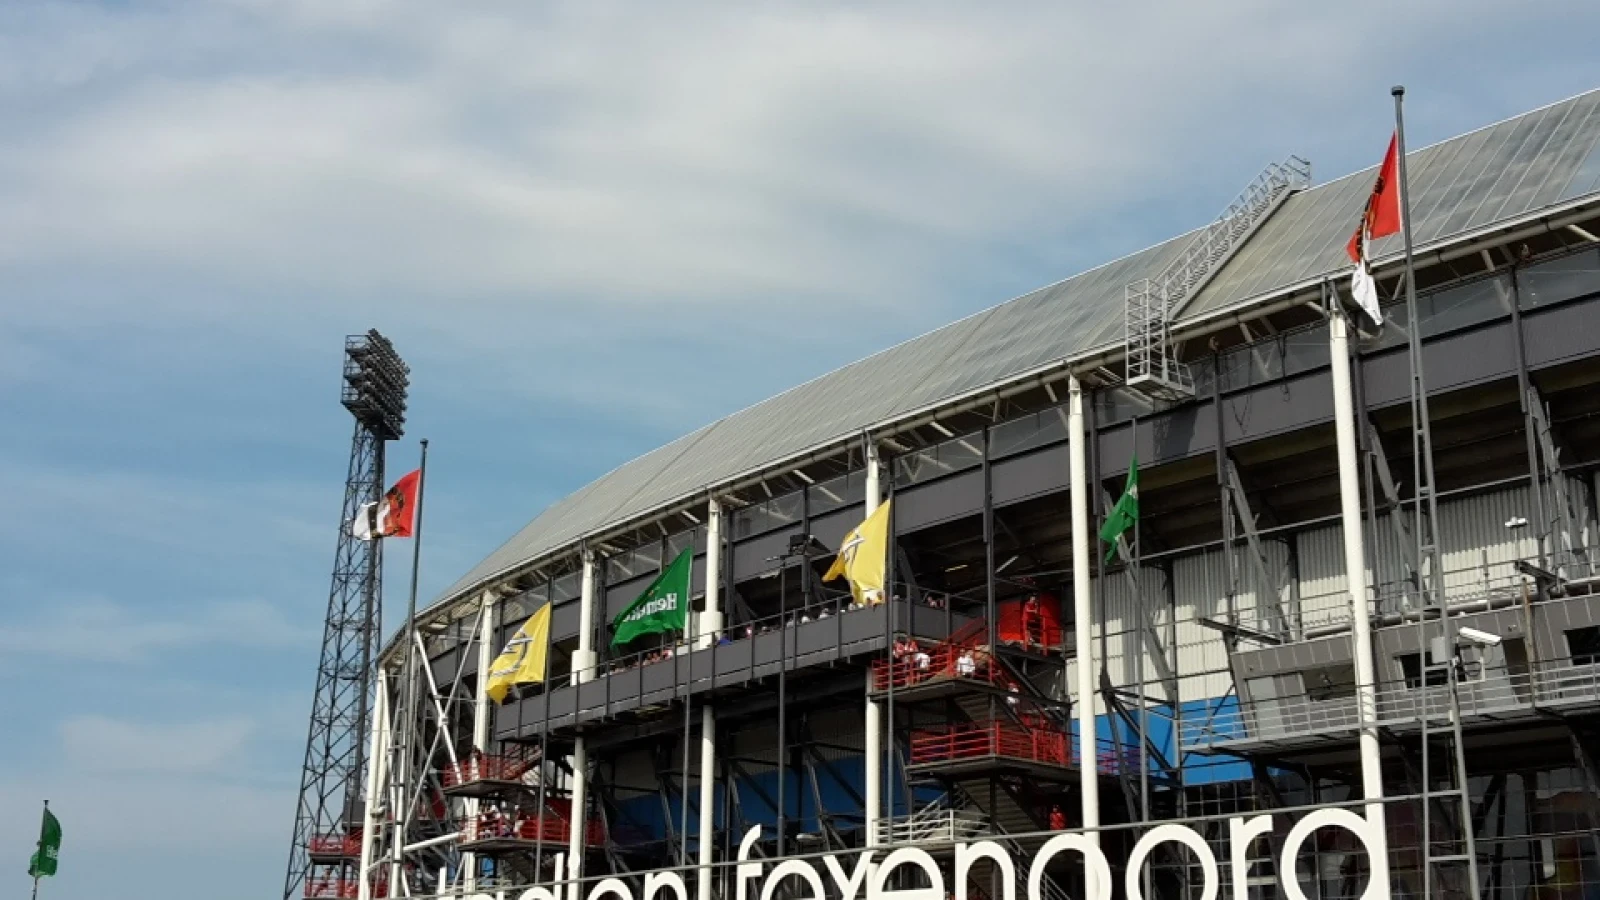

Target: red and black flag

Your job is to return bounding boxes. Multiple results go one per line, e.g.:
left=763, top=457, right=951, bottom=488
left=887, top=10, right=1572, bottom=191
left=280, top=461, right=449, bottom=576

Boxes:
left=352, top=469, right=421, bottom=540
left=1346, top=133, right=1403, bottom=328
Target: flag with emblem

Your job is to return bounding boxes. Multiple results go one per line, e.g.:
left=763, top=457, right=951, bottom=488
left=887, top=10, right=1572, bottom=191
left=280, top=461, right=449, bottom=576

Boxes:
left=823, top=499, right=892, bottom=606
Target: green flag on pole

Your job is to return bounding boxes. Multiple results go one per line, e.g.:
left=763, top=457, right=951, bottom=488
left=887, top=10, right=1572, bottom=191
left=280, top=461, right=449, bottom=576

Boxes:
left=1098, top=457, right=1139, bottom=562
left=611, top=549, right=692, bottom=648
left=28, top=806, right=60, bottom=879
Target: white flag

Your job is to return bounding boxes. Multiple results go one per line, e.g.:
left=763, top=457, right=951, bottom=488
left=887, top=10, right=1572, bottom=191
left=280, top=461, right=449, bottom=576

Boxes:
left=351, top=502, right=379, bottom=541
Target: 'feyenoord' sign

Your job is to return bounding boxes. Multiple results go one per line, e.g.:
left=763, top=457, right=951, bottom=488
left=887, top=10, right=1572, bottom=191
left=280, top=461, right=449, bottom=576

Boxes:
left=473, top=809, right=1385, bottom=900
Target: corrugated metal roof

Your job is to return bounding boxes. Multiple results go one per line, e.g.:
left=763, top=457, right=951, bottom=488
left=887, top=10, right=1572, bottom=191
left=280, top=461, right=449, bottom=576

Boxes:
left=439, top=89, right=1600, bottom=608
left=1184, top=89, right=1600, bottom=319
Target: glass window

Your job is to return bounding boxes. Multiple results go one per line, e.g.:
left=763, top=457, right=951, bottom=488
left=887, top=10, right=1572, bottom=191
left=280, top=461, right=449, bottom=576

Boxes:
left=892, top=432, right=983, bottom=487
left=1521, top=248, right=1600, bottom=309
left=990, top=407, right=1069, bottom=459
left=1417, top=275, right=1510, bottom=338
left=809, top=470, right=860, bottom=515
left=665, top=528, right=696, bottom=562
left=1281, top=323, right=1331, bottom=377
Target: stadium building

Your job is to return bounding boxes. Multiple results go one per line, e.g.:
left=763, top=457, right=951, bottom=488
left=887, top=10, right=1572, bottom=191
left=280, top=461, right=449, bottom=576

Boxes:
left=324, top=89, right=1600, bottom=900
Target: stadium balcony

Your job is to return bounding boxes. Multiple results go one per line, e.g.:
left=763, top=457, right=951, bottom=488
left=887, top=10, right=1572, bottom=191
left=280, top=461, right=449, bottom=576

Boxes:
left=495, top=596, right=962, bottom=741
left=305, top=831, right=361, bottom=863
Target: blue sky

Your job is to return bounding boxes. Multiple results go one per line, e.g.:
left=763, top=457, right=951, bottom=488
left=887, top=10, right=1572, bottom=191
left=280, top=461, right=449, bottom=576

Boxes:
left=0, top=2, right=1597, bottom=898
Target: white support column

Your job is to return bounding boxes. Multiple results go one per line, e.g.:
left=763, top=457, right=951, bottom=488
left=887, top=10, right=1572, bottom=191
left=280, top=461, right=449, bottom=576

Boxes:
left=698, top=499, right=722, bottom=900
left=358, top=668, right=391, bottom=900
left=700, top=499, right=724, bottom=649
left=568, top=550, right=598, bottom=900
left=1330, top=310, right=1390, bottom=880
left=1068, top=375, right=1100, bottom=846
left=575, top=549, right=599, bottom=683
left=863, top=439, right=883, bottom=851
left=463, top=592, right=498, bottom=891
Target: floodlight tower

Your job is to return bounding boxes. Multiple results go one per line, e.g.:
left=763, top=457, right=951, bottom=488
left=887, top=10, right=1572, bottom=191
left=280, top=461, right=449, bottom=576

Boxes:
left=284, top=330, right=409, bottom=900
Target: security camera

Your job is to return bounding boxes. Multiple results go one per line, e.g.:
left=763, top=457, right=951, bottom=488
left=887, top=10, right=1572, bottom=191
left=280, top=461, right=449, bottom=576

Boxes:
left=1458, top=626, right=1502, bottom=647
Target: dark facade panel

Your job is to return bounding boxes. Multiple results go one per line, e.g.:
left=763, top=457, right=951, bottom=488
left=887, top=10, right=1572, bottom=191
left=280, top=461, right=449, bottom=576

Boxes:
left=895, top=469, right=982, bottom=533
left=1222, top=372, right=1335, bottom=444
left=732, top=526, right=801, bottom=582
left=992, top=445, right=1068, bottom=508
left=1361, top=321, right=1517, bottom=408
left=1525, top=297, right=1600, bottom=369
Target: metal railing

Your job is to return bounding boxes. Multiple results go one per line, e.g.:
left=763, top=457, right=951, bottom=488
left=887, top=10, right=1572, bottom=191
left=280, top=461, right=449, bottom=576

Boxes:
left=306, top=833, right=362, bottom=858
left=1182, top=659, right=1600, bottom=751
left=1125, top=156, right=1310, bottom=399
left=874, top=807, right=989, bottom=845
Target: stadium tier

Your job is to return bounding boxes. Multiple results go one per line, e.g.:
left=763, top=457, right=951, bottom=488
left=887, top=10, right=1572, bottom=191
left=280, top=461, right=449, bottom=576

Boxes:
left=344, top=90, right=1600, bottom=900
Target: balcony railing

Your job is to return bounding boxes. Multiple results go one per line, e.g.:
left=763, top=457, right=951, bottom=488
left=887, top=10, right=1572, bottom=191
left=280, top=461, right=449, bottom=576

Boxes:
left=1183, top=660, right=1600, bottom=751
left=874, top=808, right=989, bottom=846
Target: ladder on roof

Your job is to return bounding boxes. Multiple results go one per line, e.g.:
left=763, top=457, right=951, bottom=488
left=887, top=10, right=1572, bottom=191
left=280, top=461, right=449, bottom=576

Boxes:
left=1123, top=156, right=1310, bottom=402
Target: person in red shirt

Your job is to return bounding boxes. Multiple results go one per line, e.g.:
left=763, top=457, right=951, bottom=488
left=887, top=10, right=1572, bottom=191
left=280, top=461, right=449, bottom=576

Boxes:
left=1022, top=596, right=1041, bottom=649
left=1049, top=804, right=1067, bottom=830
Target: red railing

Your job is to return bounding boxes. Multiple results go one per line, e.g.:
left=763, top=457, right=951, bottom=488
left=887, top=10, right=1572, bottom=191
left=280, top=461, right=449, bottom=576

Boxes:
left=305, top=879, right=386, bottom=898
left=307, top=832, right=361, bottom=858
left=908, top=721, right=1138, bottom=775
left=909, top=721, right=1071, bottom=767
left=464, top=812, right=605, bottom=846
left=873, top=643, right=1012, bottom=691
left=442, top=754, right=533, bottom=787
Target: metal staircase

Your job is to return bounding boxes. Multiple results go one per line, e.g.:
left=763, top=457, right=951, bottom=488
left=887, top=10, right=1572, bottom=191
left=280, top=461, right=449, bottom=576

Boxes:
left=1125, top=156, right=1310, bottom=401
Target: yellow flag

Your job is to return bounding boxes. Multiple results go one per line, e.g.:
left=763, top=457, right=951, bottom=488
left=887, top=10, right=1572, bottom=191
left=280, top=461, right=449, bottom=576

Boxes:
left=823, top=499, right=892, bottom=606
left=485, top=602, right=552, bottom=704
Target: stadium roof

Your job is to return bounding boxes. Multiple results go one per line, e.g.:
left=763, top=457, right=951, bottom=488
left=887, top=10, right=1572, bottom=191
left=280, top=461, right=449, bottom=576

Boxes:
left=439, top=88, right=1600, bottom=611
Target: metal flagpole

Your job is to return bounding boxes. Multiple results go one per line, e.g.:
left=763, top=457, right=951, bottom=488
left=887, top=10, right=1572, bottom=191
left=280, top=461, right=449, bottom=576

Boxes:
left=1393, top=84, right=1482, bottom=900
left=392, top=439, right=430, bottom=893
left=31, top=799, right=47, bottom=900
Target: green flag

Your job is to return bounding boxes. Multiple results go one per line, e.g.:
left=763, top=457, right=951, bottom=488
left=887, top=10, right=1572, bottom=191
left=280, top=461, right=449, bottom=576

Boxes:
left=611, top=549, right=692, bottom=648
left=28, top=806, right=60, bottom=879
left=1098, top=457, right=1139, bottom=562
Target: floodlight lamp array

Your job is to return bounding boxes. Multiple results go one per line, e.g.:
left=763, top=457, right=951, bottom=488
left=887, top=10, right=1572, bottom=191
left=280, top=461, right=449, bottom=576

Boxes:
left=341, top=328, right=409, bottom=440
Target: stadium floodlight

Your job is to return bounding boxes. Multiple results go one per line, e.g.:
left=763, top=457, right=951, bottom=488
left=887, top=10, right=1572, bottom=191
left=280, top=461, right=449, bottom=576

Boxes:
left=1458, top=626, right=1502, bottom=647
left=341, top=328, right=409, bottom=441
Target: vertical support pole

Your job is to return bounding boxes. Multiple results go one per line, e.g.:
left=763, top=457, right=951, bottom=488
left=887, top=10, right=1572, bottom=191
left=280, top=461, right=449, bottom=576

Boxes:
left=863, top=439, right=883, bottom=854
left=357, top=668, right=391, bottom=900
left=702, top=500, right=724, bottom=649
left=1329, top=305, right=1390, bottom=885
left=463, top=591, right=498, bottom=891
left=568, top=550, right=598, bottom=900
left=1069, top=376, right=1100, bottom=845
left=698, top=499, right=720, bottom=900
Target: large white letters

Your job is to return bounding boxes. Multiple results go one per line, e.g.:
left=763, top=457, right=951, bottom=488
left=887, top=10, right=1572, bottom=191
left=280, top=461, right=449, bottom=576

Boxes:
left=587, top=877, right=632, bottom=900
left=736, top=826, right=764, bottom=900
left=760, top=861, right=826, bottom=900
left=518, top=889, right=561, bottom=900
left=955, top=841, right=1014, bottom=900
left=1126, top=824, right=1218, bottom=900
left=1280, top=808, right=1382, bottom=900
left=1227, top=816, right=1275, bottom=900
left=869, top=848, right=944, bottom=900
left=645, top=872, right=689, bottom=900
left=1030, top=833, right=1113, bottom=900
left=823, top=851, right=875, bottom=900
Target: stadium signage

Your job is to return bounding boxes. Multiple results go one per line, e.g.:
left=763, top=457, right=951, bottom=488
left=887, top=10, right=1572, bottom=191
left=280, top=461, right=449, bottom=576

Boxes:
left=482, top=809, right=1381, bottom=900
left=619, top=592, right=678, bottom=625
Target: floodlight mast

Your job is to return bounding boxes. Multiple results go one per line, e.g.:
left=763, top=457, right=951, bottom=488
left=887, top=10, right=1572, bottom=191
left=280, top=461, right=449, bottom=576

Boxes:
left=284, top=330, right=409, bottom=900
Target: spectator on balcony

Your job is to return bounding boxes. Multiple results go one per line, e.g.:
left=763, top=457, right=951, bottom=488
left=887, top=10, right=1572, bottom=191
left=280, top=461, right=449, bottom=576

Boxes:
left=1023, top=595, right=1042, bottom=649
left=956, top=651, right=977, bottom=677
left=1049, top=804, right=1066, bottom=831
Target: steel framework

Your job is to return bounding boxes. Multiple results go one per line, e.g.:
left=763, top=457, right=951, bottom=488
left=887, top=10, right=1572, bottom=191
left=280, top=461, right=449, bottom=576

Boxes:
left=284, top=331, right=409, bottom=900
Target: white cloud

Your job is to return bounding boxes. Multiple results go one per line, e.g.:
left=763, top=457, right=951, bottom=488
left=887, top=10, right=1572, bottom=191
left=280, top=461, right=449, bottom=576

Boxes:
left=60, top=715, right=258, bottom=774
left=0, top=594, right=312, bottom=664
